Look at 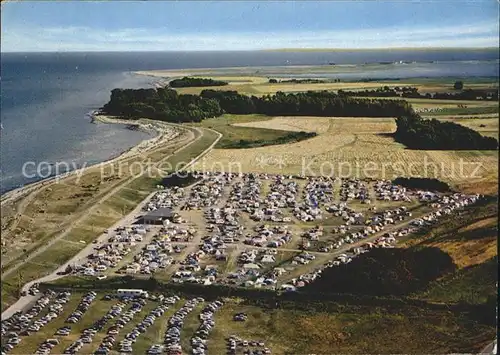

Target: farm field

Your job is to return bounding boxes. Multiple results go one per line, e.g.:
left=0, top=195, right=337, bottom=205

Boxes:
left=135, top=67, right=498, bottom=96
left=189, top=114, right=317, bottom=149
left=2, top=288, right=495, bottom=355
left=231, top=116, right=332, bottom=133
left=418, top=106, right=499, bottom=116
left=135, top=67, right=498, bottom=97
left=435, top=117, right=499, bottom=138
left=191, top=116, right=498, bottom=193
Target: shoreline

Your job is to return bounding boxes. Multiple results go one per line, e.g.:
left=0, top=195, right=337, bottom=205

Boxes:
left=1, top=72, right=171, bottom=203
left=1, top=111, right=164, bottom=205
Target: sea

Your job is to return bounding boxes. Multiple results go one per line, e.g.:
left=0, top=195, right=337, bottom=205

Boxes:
left=1, top=49, right=499, bottom=194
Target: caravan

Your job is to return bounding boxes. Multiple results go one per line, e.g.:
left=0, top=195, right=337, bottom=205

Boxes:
left=116, top=289, right=149, bottom=299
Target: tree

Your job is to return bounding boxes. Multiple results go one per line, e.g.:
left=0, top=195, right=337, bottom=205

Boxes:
left=394, top=113, right=499, bottom=150
left=454, top=81, right=464, bottom=90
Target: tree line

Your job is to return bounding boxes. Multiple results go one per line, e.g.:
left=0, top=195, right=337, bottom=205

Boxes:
left=394, top=113, right=499, bottom=150
left=169, top=76, right=228, bottom=88
left=101, top=87, right=415, bottom=122
left=392, top=177, right=452, bottom=192
left=268, top=78, right=329, bottom=84
left=199, top=89, right=414, bottom=117
left=101, top=86, right=498, bottom=150
left=339, top=86, right=499, bottom=101
left=101, top=88, right=223, bottom=123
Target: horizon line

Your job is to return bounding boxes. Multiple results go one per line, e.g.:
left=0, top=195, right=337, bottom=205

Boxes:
left=261, top=46, right=499, bottom=52
left=1, top=46, right=499, bottom=54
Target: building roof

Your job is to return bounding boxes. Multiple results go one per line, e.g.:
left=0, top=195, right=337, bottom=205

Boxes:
left=144, top=207, right=173, bottom=220
left=243, top=263, right=260, bottom=269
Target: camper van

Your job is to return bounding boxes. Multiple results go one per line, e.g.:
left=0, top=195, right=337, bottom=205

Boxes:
left=116, top=289, right=148, bottom=299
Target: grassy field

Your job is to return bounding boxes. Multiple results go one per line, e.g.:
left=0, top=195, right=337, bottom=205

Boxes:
left=393, top=196, right=498, bottom=305
left=261, top=307, right=494, bottom=354
left=190, top=114, right=318, bottom=149
left=415, top=256, right=497, bottom=305
left=231, top=115, right=332, bottom=133
left=422, top=106, right=499, bottom=116
left=0, top=125, right=220, bottom=312
left=170, top=79, right=499, bottom=97
left=366, top=96, right=499, bottom=111
left=11, top=294, right=115, bottom=355
left=191, top=116, right=498, bottom=194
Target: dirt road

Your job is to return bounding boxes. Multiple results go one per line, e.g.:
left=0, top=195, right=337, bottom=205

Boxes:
left=479, top=340, right=497, bottom=355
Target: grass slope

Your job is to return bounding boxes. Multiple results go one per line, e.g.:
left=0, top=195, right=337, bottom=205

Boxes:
left=402, top=197, right=498, bottom=269
left=416, top=256, right=497, bottom=304
left=401, top=197, right=497, bottom=305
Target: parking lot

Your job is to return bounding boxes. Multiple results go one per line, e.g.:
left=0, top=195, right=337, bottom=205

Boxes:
left=67, top=172, right=480, bottom=291
left=1, top=290, right=277, bottom=355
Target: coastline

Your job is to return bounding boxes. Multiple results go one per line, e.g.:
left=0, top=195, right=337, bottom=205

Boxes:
left=134, top=62, right=500, bottom=81
left=1, top=71, right=175, bottom=203
left=1, top=111, right=164, bottom=206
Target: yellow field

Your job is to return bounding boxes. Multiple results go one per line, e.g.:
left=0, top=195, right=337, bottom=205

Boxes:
left=169, top=78, right=394, bottom=96
left=192, top=116, right=498, bottom=192
left=415, top=83, right=498, bottom=93
left=437, top=117, right=499, bottom=138
left=252, top=82, right=399, bottom=93
left=171, top=81, right=500, bottom=97
left=232, top=116, right=332, bottom=133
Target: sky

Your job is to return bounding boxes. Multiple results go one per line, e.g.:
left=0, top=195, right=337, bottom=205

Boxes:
left=1, top=0, right=499, bottom=52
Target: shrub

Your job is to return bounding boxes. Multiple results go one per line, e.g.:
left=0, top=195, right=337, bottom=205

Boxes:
left=303, top=247, right=457, bottom=296
left=392, top=177, right=452, bottom=192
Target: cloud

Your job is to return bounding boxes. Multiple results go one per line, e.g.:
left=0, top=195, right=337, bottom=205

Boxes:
left=2, top=22, right=498, bottom=52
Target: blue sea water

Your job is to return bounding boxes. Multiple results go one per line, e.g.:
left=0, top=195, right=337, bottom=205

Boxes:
left=1, top=50, right=499, bottom=193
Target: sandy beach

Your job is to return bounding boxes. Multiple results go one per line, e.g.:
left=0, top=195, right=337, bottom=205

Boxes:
left=0, top=112, right=179, bottom=207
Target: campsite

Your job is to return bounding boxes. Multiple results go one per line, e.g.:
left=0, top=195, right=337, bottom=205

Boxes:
left=57, top=172, right=481, bottom=289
